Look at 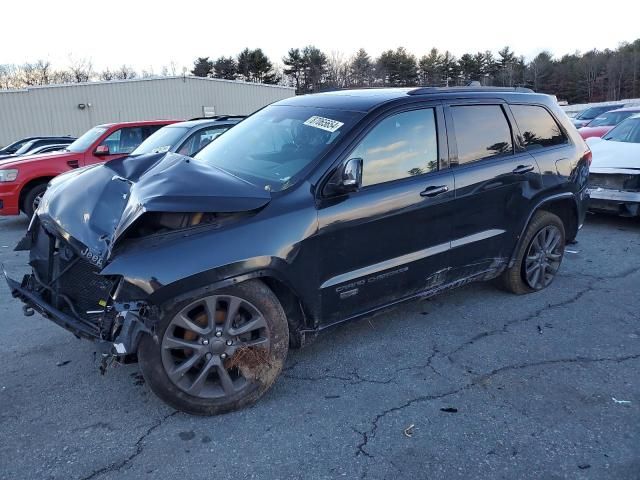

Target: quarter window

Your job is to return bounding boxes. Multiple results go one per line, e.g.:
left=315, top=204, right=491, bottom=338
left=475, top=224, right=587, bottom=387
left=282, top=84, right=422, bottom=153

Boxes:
left=450, top=105, right=513, bottom=165
left=511, top=104, right=568, bottom=150
left=351, top=109, right=439, bottom=187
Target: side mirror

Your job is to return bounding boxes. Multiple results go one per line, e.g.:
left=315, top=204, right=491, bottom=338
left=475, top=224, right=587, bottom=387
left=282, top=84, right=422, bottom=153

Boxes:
left=94, top=145, right=110, bottom=156
left=324, top=158, right=363, bottom=196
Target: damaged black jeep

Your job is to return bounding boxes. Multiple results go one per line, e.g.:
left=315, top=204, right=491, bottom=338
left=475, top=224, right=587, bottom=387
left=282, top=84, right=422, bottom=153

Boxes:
left=6, top=87, right=590, bottom=415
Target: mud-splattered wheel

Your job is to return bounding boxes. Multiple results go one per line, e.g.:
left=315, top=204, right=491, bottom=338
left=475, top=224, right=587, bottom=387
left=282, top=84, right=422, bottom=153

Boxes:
left=138, top=280, right=289, bottom=415
left=498, top=210, right=566, bottom=295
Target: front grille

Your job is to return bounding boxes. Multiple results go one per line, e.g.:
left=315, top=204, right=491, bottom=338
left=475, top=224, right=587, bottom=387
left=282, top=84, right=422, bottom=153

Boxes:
left=589, top=173, right=640, bottom=191
left=57, top=256, right=114, bottom=320
left=30, top=225, right=116, bottom=324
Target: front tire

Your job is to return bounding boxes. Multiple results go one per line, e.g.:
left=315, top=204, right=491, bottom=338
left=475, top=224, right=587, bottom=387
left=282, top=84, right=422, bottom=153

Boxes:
left=138, top=280, right=289, bottom=415
left=22, top=183, right=47, bottom=218
left=499, top=210, right=566, bottom=295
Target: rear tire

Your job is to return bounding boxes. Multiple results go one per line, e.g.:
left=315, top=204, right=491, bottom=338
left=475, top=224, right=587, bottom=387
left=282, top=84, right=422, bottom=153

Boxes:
left=21, top=183, right=48, bottom=218
left=138, top=280, right=289, bottom=415
left=499, top=210, right=565, bottom=295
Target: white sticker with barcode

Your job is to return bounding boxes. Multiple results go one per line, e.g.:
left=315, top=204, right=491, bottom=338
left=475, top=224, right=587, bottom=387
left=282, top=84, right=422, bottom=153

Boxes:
left=303, top=116, right=344, bottom=133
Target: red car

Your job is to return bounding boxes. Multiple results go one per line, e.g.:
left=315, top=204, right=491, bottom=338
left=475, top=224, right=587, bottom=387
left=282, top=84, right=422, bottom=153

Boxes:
left=578, top=107, right=640, bottom=140
left=0, top=120, right=179, bottom=217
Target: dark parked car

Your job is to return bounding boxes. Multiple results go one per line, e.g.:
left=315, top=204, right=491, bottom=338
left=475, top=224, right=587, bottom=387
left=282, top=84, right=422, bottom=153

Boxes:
left=6, top=87, right=590, bottom=415
left=572, top=104, right=626, bottom=128
left=130, top=116, right=245, bottom=157
left=0, top=137, right=43, bottom=155
left=0, top=136, right=75, bottom=160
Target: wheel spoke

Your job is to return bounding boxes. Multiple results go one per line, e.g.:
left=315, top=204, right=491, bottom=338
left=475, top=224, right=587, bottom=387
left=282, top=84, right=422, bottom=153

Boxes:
left=229, top=315, right=267, bottom=336
left=173, top=313, right=208, bottom=336
left=168, top=352, right=203, bottom=382
left=204, top=295, right=226, bottom=331
left=163, top=335, right=202, bottom=351
left=187, top=357, right=217, bottom=395
left=529, top=265, right=541, bottom=288
left=223, top=297, right=243, bottom=334
left=216, top=363, right=237, bottom=394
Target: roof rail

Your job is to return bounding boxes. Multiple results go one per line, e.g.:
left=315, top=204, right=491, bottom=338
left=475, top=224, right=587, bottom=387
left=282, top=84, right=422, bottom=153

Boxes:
left=408, top=86, right=534, bottom=95
left=188, top=115, right=247, bottom=121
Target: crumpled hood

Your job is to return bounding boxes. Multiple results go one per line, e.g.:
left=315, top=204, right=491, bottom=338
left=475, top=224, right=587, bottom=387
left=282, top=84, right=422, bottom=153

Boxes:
left=36, top=152, right=270, bottom=264
left=587, top=138, right=640, bottom=170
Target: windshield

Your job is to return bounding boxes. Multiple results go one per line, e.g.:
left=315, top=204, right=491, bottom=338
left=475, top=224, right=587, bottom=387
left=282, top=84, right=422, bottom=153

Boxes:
left=576, top=106, right=614, bottom=120
left=588, top=111, right=634, bottom=127
left=132, top=126, right=188, bottom=155
left=15, top=141, right=37, bottom=155
left=603, top=116, right=640, bottom=143
left=67, top=127, right=107, bottom=153
left=194, top=105, right=363, bottom=192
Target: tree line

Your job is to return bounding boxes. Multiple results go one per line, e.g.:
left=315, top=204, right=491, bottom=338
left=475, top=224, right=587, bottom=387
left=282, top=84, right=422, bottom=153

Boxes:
left=2, top=39, right=639, bottom=104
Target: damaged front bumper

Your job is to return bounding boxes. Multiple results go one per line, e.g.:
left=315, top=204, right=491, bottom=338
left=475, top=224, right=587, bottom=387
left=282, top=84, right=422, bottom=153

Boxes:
left=587, top=187, right=640, bottom=216
left=4, top=268, right=152, bottom=358
left=4, top=217, right=156, bottom=360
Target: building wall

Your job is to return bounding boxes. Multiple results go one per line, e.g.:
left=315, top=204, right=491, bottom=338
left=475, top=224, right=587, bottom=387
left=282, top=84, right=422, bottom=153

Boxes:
left=0, top=76, right=295, bottom=146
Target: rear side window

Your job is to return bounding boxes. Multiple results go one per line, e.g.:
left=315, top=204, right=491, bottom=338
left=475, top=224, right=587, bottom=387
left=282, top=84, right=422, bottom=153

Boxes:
left=352, top=108, right=439, bottom=187
left=511, top=105, right=568, bottom=150
left=450, top=105, right=513, bottom=165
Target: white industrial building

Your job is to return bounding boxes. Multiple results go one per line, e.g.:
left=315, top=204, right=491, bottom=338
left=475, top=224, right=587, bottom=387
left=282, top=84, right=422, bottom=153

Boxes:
left=0, top=76, right=295, bottom=146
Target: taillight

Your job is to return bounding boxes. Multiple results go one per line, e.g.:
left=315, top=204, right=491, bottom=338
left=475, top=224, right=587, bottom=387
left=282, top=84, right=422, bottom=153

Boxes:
left=582, top=149, right=592, bottom=167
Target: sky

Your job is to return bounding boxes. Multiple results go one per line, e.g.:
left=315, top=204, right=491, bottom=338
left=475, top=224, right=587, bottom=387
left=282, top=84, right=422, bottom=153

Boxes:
left=1, top=0, right=636, bottom=73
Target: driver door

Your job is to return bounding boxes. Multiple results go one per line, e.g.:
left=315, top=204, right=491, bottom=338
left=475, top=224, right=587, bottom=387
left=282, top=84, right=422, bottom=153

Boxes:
left=314, top=105, right=455, bottom=325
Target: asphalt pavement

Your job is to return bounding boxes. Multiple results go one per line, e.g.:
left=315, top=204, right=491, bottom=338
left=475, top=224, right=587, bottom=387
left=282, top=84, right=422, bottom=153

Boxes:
left=0, top=212, right=639, bottom=480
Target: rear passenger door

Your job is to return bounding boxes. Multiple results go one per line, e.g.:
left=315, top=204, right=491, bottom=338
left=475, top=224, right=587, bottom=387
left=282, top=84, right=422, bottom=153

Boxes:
left=444, top=101, right=543, bottom=279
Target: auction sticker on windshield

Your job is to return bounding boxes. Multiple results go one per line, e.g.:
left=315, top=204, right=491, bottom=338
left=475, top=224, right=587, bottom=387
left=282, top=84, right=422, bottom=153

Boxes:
left=303, top=116, right=344, bottom=133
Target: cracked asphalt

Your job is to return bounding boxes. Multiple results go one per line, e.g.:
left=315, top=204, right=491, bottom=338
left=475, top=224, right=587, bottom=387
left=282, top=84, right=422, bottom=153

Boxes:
left=1, top=213, right=639, bottom=480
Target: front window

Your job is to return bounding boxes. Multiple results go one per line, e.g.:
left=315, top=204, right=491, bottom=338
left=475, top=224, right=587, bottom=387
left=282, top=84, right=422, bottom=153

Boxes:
left=194, top=105, right=362, bottom=191
left=67, top=127, right=107, bottom=153
left=587, top=111, right=633, bottom=127
left=351, top=108, right=439, bottom=187
left=99, top=127, right=145, bottom=155
left=132, top=126, right=189, bottom=155
left=603, top=116, right=640, bottom=143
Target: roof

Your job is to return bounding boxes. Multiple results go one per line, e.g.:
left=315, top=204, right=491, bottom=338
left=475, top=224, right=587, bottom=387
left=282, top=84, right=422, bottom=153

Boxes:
left=0, top=75, right=295, bottom=94
left=163, top=118, right=243, bottom=129
left=608, top=106, right=640, bottom=112
left=95, top=119, right=182, bottom=128
left=275, top=87, right=546, bottom=112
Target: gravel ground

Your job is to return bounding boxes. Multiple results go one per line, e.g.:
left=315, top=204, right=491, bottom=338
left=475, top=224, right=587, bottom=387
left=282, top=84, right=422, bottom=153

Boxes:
left=0, top=212, right=639, bottom=480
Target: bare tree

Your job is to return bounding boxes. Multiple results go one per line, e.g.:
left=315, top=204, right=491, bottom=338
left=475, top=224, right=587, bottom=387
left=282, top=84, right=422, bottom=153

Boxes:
left=114, top=65, right=137, bottom=80
left=68, top=57, right=94, bottom=83
left=325, top=51, right=350, bottom=89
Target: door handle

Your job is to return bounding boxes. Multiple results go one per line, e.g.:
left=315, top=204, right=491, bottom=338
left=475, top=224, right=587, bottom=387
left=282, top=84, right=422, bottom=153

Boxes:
left=512, top=164, right=534, bottom=174
left=420, top=185, right=449, bottom=197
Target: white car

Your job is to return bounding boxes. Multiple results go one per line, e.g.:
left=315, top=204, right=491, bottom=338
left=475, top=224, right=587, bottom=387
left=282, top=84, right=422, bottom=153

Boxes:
left=586, top=114, right=640, bottom=217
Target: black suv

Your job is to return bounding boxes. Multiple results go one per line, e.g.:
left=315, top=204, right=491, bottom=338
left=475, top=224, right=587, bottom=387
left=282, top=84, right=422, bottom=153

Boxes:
left=6, top=87, right=590, bottom=415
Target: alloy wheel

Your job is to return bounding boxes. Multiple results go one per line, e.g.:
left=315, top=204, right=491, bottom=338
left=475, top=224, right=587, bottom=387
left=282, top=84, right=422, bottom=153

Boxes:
left=524, top=225, right=563, bottom=290
left=161, top=294, right=270, bottom=399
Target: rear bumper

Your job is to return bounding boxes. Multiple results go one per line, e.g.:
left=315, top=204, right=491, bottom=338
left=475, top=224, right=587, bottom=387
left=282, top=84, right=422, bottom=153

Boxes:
left=0, top=182, right=21, bottom=215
